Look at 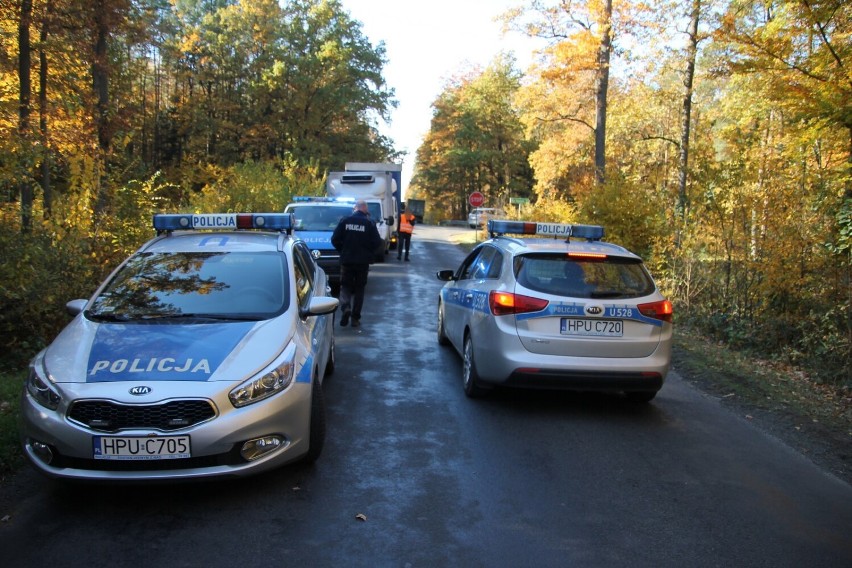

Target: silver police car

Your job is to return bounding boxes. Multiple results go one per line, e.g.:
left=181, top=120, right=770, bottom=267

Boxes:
left=20, top=213, right=338, bottom=481
left=436, top=220, right=673, bottom=401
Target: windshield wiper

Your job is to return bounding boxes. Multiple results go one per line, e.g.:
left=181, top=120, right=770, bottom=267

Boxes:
left=85, top=311, right=133, bottom=322
left=137, top=313, right=262, bottom=322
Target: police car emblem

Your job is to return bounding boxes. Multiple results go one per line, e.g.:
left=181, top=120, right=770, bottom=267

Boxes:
left=311, top=249, right=321, bottom=259
left=129, top=386, right=152, bottom=396
left=585, top=305, right=603, bottom=316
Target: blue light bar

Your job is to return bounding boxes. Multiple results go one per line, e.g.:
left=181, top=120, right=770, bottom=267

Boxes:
left=291, top=196, right=355, bottom=203
left=153, top=213, right=294, bottom=232
left=487, top=220, right=604, bottom=241
left=570, top=224, right=606, bottom=240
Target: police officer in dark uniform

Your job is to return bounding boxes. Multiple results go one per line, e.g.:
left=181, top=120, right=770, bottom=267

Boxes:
left=331, top=200, right=383, bottom=327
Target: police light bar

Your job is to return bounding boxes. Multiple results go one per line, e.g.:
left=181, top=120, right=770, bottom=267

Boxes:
left=291, top=196, right=355, bottom=203
left=153, top=213, right=294, bottom=232
left=487, top=220, right=605, bottom=241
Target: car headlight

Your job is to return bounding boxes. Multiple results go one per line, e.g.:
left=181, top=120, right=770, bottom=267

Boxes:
left=229, top=343, right=296, bottom=408
left=26, top=352, right=61, bottom=410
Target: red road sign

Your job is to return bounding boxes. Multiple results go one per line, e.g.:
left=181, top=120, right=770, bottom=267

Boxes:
left=469, top=191, right=485, bottom=207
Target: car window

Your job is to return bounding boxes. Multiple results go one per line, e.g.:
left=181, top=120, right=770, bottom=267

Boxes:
left=457, top=245, right=502, bottom=281
left=292, top=248, right=314, bottom=311
left=293, top=242, right=316, bottom=286
left=470, top=246, right=501, bottom=280
left=457, top=247, right=484, bottom=280
left=514, top=254, right=655, bottom=299
left=87, top=250, right=289, bottom=319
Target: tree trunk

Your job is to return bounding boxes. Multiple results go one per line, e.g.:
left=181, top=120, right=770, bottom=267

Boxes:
left=39, top=5, right=52, bottom=219
left=92, top=0, right=110, bottom=215
left=678, top=0, right=701, bottom=225
left=18, top=0, right=33, bottom=232
left=594, top=0, right=613, bottom=186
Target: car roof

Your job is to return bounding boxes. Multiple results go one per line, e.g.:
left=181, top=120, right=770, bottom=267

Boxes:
left=144, top=229, right=292, bottom=254
left=486, top=235, right=641, bottom=260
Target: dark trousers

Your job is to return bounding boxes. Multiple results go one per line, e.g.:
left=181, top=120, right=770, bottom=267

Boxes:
left=397, top=232, right=412, bottom=259
left=339, top=263, right=370, bottom=319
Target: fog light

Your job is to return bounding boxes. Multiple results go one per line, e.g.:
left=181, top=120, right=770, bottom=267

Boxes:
left=240, top=436, right=287, bottom=461
left=30, top=440, right=54, bottom=465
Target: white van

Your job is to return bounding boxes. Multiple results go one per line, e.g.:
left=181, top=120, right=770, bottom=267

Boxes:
left=468, top=207, right=505, bottom=228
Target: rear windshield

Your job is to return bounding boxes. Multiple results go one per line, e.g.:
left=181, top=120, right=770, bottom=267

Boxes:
left=287, top=205, right=351, bottom=230
left=514, top=253, right=655, bottom=299
left=86, top=251, right=289, bottom=321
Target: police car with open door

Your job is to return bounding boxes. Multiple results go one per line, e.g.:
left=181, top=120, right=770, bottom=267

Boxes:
left=436, top=220, right=673, bottom=402
left=20, top=212, right=338, bottom=481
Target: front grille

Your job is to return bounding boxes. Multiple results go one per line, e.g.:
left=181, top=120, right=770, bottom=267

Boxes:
left=68, top=399, right=216, bottom=432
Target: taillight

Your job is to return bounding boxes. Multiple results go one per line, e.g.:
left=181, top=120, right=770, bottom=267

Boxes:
left=638, top=299, right=673, bottom=323
left=489, top=291, right=549, bottom=316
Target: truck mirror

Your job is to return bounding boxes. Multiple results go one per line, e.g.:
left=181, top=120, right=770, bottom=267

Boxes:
left=387, top=216, right=394, bottom=225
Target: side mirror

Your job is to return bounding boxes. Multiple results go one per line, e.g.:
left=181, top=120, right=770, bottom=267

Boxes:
left=386, top=216, right=395, bottom=225
left=302, top=296, right=339, bottom=319
left=436, top=270, right=456, bottom=282
left=67, top=299, right=87, bottom=316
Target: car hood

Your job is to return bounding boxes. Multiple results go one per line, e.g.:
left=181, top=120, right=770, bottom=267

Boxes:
left=294, top=230, right=335, bottom=250
left=42, top=315, right=293, bottom=384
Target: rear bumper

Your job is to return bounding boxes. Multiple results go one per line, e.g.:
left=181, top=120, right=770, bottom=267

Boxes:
left=472, top=322, right=670, bottom=393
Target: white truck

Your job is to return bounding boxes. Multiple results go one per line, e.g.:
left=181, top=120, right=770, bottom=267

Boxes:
left=326, top=164, right=401, bottom=261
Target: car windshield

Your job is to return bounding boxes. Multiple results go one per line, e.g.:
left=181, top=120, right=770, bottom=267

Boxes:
left=514, top=253, right=655, bottom=299
left=86, top=251, right=289, bottom=321
left=288, top=205, right=351, bottom=230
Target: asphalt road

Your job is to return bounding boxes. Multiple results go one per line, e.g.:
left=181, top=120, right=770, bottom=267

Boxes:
left=1, top=224, right=851, bottom=567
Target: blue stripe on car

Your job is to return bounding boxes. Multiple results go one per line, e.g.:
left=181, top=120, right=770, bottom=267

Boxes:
left=516, top=303, right=663, bottom=327
left=295, top=355, right=313, bottom=383
left=441, top=288, right=491, bottom=314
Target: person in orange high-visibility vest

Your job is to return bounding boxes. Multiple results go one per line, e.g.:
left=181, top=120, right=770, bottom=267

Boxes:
left=397, top=207, right=415, bottom=261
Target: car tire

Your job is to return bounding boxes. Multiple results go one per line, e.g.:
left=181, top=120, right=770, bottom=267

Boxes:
left=625, top=391, right=657, bottom=403
left=463, top=334, right=489, bottom=398
left=437, top=302, right=450, bottom=346
left=303, top=379, right=326, bottom=463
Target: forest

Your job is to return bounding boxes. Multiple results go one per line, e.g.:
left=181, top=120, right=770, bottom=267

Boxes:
left=1, top=0, right=850, bottom=387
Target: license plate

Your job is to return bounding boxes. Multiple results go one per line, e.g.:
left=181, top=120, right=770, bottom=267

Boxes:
left=561, top=318, right=623, bottom=337
left=93, top=435, right=191, bottom=460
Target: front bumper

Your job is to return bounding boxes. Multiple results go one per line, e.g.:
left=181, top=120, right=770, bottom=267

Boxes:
left=317, top=257, right=341, bottom=284
left=19, top=381, right=313, bottom=481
